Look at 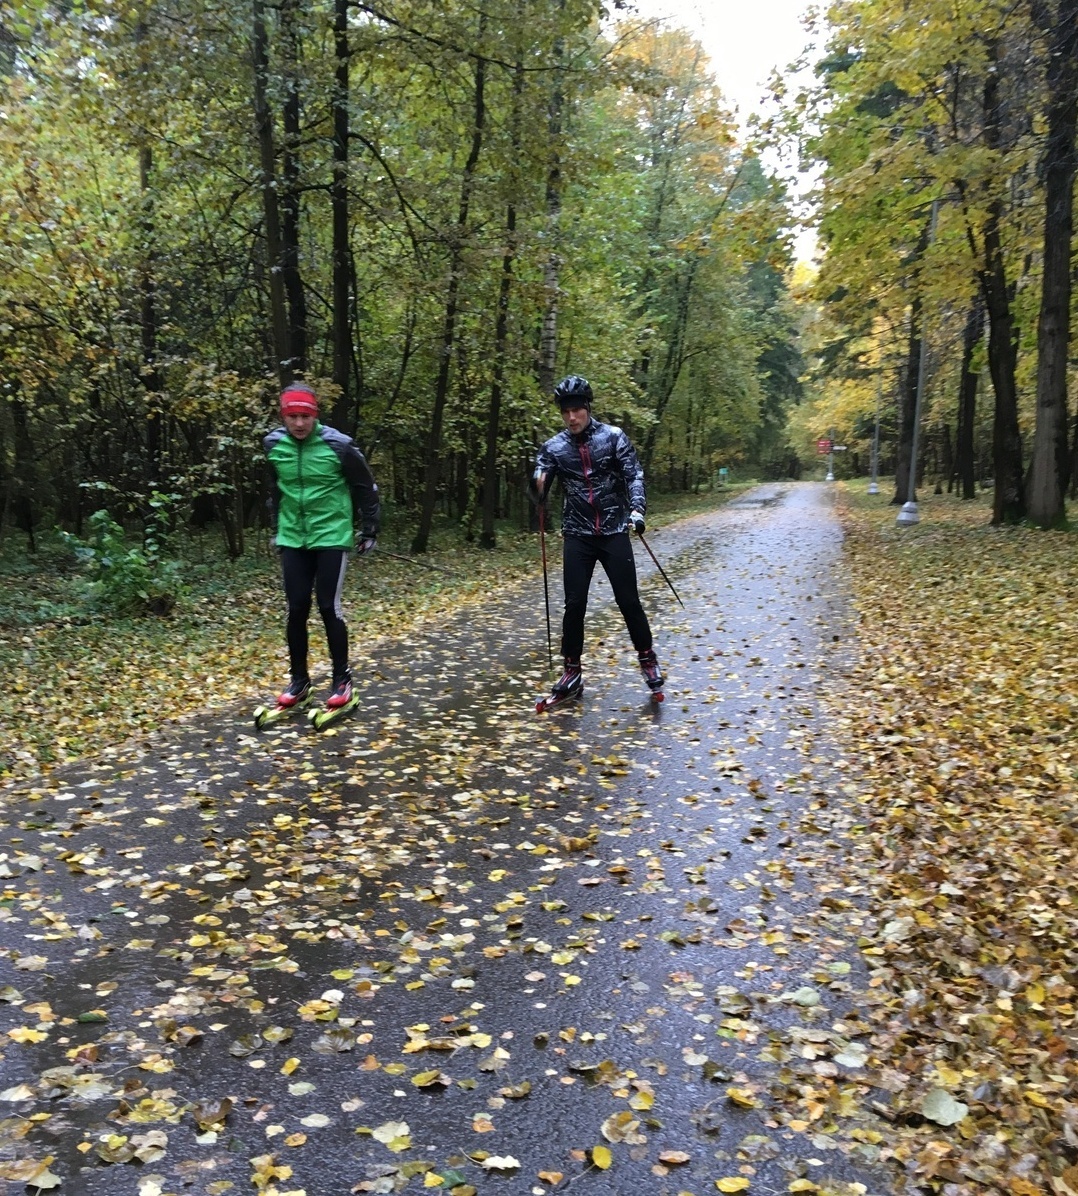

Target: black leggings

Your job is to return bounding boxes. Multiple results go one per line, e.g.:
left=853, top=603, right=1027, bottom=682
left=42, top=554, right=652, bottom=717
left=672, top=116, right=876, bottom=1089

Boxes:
left=560, top=532, right=652, bottom=659
left=280, top=547, right=349, bottom=682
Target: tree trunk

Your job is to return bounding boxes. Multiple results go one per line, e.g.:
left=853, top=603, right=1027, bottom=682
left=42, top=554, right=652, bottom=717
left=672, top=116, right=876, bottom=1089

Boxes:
left=279, top=0, right=307, bottom=378
left=939, top=422, right=954, bottom=491
left=955, top=297, right=983, bottom=500
left=537, top=1, right=565, bottom=396
left=139, top=139, right=163, bottom=493
left=412, top=18, right=486, bottom=554
left=1025, top=0, right=1078, bottom=526
left=890, top=287, right=923, bottom=507
left=980, top=47, right=1025, bottom=524
left=982, top=206, right=1026, bottom=523
left=330, top=0, right=352, bottom=431
left=252, top=0, right=291, bottom=385
left=642, top=257, right=699, bottom=470
left=137, top=19, right=163, bottom=495
left=481, top=45, right=523, bottom=550
left=11, top=390, right=37, bottom=551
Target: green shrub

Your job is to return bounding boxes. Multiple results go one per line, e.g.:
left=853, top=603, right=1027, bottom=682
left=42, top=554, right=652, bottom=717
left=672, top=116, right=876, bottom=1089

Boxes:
left=60, top=509, right=182, bottom=617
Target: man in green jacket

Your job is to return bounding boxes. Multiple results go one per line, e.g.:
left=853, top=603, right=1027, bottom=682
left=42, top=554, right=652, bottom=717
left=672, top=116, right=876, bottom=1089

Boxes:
left=264, top=383, right=380, bottom=710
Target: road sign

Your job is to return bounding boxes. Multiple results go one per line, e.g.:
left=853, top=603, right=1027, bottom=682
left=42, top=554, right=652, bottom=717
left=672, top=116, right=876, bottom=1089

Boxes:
left=817, top=438, right=832, bottom=455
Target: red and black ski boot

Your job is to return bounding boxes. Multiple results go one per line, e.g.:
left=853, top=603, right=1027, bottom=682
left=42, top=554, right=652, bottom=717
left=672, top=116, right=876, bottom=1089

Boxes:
left=536, top=657, right=583, bottom=712
left=638, top=649, right=665, bottom=703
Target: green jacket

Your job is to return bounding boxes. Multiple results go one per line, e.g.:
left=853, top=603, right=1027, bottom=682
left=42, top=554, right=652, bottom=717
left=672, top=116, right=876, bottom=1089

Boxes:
left=264, top=423, right=379, bottom=549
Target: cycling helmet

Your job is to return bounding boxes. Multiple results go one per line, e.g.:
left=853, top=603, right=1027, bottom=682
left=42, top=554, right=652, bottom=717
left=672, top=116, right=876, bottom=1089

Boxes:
left=553, top=375, right=593, bottom=410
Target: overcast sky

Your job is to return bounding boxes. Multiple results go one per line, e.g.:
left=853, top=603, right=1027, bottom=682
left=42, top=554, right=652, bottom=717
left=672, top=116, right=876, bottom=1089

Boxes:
left=621, top=0, right=822, bottom=260
left=623, top=0, right=817, bottom=129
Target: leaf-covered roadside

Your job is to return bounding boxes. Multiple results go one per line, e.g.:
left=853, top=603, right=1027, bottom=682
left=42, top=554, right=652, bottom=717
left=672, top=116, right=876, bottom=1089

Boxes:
left=823, top=489, right=1078, bottom=1194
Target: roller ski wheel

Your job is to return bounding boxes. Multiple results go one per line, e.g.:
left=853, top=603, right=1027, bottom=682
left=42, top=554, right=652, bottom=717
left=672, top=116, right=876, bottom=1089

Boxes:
left=649, top=688, right=665, bottom=704
left=254, top=691, right=312, bottom=730
left=308, top=692, right=360, bottom=731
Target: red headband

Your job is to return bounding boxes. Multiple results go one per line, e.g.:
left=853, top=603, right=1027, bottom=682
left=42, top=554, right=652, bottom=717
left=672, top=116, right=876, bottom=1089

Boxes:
left=280, top=387, right=318, bottom=417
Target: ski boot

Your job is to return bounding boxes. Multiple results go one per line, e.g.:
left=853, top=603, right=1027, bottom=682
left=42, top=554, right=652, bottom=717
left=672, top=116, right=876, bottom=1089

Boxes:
left=638, top=649, right=665, bottom=703
left=309, top=673, right=360, bottom=731
left=536, top=657, right=583, bottom=713
left=254, top=677, right=312, bottom=730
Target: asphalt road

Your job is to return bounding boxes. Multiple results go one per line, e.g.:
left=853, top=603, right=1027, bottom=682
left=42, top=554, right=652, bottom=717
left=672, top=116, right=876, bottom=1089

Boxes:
left=0, top=483, right=891, bottom=1196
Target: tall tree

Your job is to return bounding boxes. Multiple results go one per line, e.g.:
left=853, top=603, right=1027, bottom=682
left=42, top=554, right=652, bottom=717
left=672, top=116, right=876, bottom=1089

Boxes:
left=412, top=10, right=488, bottom=555
left=330, top=0, right=351, bottom=429
left=1025, top=0, right=1078, bottom=525
left=251, top=0, right=291, bottom=384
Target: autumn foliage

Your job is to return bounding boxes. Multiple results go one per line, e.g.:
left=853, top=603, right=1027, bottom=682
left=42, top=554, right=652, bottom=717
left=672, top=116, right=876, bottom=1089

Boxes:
left=829, top=487, right=1078, bottom=1191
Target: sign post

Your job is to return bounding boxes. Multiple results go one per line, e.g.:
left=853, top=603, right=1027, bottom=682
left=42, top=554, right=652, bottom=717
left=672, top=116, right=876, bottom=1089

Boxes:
left=818, top=434, right=847, bottom=482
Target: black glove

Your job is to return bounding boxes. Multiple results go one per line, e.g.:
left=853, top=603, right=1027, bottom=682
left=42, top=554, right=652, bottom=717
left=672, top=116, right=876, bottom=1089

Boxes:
left=355, top=535, right=377, bottom=556
left=630, top=511, right=645, bottom=535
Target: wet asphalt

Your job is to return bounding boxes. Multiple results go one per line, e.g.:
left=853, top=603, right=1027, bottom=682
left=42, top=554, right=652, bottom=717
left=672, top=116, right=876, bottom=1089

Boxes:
left=0, top=482, right=892, bottom=1196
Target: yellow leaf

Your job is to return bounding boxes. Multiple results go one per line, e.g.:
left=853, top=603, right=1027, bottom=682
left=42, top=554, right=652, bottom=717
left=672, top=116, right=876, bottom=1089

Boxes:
left=717, top=1179, right=751, bottom=1192
left=423, top=1172, right=444, bottom=1187
left=591, top=1145, right=613, bottom=1170
left=7, top=1027, right=48, bottom=1044
left=281, top=1057, right=300, bottom=1075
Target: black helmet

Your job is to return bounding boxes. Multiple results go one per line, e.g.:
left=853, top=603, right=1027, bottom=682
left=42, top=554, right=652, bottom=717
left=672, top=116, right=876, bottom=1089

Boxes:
left=554, top=375, right=593, bottom=409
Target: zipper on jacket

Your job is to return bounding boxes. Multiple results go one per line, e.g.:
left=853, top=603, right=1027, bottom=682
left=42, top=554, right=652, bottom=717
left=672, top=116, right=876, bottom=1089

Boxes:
left=297, top=434, right=308, bottom=546
left=578, top=440, right=601, bottom=533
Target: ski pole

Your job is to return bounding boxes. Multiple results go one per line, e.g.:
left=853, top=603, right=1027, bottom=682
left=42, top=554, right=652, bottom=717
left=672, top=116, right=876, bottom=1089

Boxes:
left=538, top=503, right=553, bottom=673
left=376, top=548, right=456, bottom=577
left=636, top=532, right=685, bottom=609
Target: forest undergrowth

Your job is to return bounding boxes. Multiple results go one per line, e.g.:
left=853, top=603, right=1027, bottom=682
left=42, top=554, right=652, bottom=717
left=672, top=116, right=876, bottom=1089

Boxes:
left=822, top=485, right=1078, bottom=1194
left=0, top=487, right=743, bottom=786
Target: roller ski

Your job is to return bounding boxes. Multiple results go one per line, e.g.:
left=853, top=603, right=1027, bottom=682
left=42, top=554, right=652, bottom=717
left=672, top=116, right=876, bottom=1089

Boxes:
left=254, top=678, right=312, bottom=730
left=536, top=658, right=583, bottom=713
left=309, top=675, right=360, bottom=731
left=639, top=649, right=665, bottom=704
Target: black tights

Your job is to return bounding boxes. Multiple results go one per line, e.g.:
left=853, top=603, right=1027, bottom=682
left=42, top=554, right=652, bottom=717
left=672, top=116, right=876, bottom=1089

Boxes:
left=560, top=532, right=652, bottom=660
left=280, top=547, right=349, bottom=681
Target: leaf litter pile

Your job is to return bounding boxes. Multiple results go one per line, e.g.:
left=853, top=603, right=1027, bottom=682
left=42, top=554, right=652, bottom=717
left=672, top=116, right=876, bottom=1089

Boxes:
left=817, top=490, right=1078, bottom=1194
left=2, top=483, right=1065, bottom=1194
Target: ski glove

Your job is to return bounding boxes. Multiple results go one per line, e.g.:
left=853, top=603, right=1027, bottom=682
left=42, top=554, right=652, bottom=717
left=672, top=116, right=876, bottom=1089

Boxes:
left=630, top=511, right=646, bottom=535
left=355, top=535, right=377, bottom=556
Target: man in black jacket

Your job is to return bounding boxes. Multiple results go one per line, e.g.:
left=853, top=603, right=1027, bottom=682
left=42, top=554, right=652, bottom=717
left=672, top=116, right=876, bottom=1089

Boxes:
left=532, top=375, right=664, bottom=705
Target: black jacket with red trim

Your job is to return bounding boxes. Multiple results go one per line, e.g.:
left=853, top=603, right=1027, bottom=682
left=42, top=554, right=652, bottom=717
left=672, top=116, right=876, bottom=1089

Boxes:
left=533, top=418, right=646, bottom=537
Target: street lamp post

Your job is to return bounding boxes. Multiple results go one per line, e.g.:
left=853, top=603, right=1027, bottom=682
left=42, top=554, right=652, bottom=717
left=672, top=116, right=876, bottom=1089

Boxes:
left=897, top=197, right=940, bottom=527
